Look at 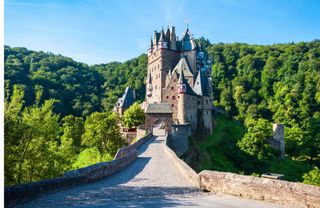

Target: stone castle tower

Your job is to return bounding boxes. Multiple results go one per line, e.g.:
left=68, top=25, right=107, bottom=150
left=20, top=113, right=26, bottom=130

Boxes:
left=145, top=26, right=213, bottom=133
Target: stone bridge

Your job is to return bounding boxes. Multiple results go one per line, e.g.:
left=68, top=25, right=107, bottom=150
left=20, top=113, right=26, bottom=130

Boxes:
left=11, top=135, right=291, bottom=208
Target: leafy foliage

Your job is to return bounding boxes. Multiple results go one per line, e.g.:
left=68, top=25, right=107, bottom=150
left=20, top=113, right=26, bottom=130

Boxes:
left=303, top=167, right=320, bottom=186
left=4, top=46, right=147, bottom=117
left=123, top=102, right=145, bottom=128
left=207, top=40, right=320, bottom=168
left=237, top=118, right=272, bottom=160
left=4, top=46, right=147, bottom=185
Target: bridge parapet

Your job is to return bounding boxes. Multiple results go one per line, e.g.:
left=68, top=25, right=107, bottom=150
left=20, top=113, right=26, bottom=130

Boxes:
left=114, top=133, right=152, bottom=159
left=163, top=135, right=200, bottom=188
left=5, top=133, right=153, bottom=207
left=199, top=170, right=320, bottom=208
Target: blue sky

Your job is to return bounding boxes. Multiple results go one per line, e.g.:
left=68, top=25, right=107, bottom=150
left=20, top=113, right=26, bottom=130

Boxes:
left=5, top=0, right=320, bottom=64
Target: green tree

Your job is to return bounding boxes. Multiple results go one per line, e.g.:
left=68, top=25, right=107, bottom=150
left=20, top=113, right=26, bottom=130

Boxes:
left=72, top=147, right=113, bottom=169
left=238, top=118, right=272, bottom=160
left=123, top=102, right=145, bottom=128
left=4, top=84, right=61, bottom=185
left=81, top=112, right=125, bottom=155
left=303, top=167, right=320, bottom=186
left=59, top=115, right=84, bottom=171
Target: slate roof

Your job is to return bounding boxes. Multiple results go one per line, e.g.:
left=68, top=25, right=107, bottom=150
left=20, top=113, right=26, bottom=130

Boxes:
left=181, top=28, right=196, bottom=51
left=172, top=56, right=194, bottom=77
left=115, top=86, right=135, bottom=109
left=176, top=69, right=197, bottom=96
left=145, top=103, right=173, bottom=114
left=193, top=70, right=209, bottom=96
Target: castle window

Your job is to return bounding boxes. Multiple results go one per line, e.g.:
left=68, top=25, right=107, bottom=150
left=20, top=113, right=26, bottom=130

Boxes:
left=171, top=87, right=174, bottom=90
left=198, top=101, right=201, bottom=105
left=172, top=96, right=175, bottom=100
left=172, top=104, right=174, bottom=107
left=206, top=99, right=208, bottom=104
left=166, top=96, right=169, bottom=99
left=178, top=96, right=180, bottom=99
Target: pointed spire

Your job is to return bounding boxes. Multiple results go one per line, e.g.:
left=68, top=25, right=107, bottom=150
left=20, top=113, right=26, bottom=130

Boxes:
left=166, top=26, right=171, bottom=41
left=150, top=37, right=153, bottom=49
left=153, top=30, right=157, bottom=44
left=178, top=68, right=186, bottom=84
left=159, top=28, right=165, bottom=42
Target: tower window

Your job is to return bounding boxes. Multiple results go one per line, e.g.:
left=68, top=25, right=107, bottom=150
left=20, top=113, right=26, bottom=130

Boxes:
left=171, top=87, right=174, bottom=90
left=172, top=104, right=174, bottom=107
left=172, top=96, right=175, bottom=100
left=166, top=96, right=169, bottom=99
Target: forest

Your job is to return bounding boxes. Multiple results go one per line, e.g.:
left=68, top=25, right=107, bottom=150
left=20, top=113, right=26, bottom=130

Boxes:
left=4, top=40, right=320, bottom=186
left=4, top=46, right=147, bottom=185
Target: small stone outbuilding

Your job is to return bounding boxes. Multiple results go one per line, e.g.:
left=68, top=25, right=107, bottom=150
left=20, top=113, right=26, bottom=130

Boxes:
left=145, top=103, right=173, bottom=134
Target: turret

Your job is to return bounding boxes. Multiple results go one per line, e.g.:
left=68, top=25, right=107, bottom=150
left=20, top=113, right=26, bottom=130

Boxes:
left=166, top=26, right=171, bottom=48
left=181, top=28, right=196, bottom=51
left=170, top=26, right=177, bottom=50
left=153, top=31, right=158, bottom=50
left=177, top=69, right=187, bottom=94
left=177, top=70, right=187, bottom=124
left=158, top=28, right=168, bottom=49
left=148, top=37, right=153, bottom=56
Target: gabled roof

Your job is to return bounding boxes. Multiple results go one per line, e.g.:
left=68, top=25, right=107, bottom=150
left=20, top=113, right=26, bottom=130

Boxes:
left=172, top=56, right=194, bottom=77
left=145, top=103, right=172, bottom=114
left=193, top=70, right=209, bottom=96
left=115, top=86, right=136, bottom=109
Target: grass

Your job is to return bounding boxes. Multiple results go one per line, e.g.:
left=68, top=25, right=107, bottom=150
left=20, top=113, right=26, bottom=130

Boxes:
left=191, top=112, right=310, bottom=182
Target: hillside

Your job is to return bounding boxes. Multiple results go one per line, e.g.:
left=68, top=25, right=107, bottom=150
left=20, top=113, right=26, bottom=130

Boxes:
left=4, top=41, right=320, bottom=186
left=4, top=46, right=147, bottom=117
left=184, top=112, right=310, bottom=182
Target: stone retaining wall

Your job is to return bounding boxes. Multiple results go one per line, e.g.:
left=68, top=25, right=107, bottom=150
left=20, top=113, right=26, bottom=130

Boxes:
left=5, top=133, right=153, bottom=207
left=163, top=136, right=199, bottom=188
left=114, top=133, right=152, bottom=159
left=199, top=170, right=320, bottom=208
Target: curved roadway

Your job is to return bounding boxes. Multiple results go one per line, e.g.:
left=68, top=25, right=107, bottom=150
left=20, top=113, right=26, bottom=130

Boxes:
left=19, top=136, right=285, bottom=207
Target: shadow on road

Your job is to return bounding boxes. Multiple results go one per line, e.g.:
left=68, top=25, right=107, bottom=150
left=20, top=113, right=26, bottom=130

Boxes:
left=20, top=185, right=199, bottom=208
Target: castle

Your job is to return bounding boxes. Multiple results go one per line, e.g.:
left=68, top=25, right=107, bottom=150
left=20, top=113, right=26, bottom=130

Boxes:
left=144, top=26, right=213, bottom=133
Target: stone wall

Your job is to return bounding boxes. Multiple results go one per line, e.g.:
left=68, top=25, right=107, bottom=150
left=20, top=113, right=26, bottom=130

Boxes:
left=162, top=72, right=179, bottom=122
left=163, top=136, right=199, bottom=188
left=169, top=124, right=191, bottom=156
left=199, top=170, right=320, bottom=208
left=145, top=113, right=173, bottom=133
left=5, top=133, right=152, bottom=207
left=114, top=133, right=152, bottom=159
left=136, top=125, right=147, bottom=139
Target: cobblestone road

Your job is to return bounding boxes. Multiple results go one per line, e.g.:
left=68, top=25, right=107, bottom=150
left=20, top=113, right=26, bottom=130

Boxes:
left=19, top=136, right=285, bottom=207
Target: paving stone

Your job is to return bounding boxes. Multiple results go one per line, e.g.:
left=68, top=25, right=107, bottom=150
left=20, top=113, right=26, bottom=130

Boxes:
left=18, top=136, right=285, bottom=207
